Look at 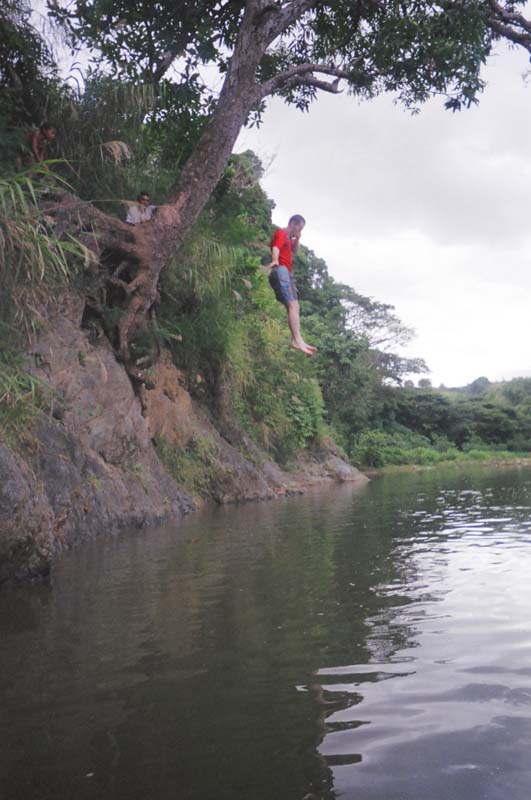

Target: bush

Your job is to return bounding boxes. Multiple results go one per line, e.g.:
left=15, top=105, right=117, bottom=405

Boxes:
left=349, top=429, right=493, bottom=468
left=410, top=447, right=441, bottom=465
left=156, top=436, right=220, bottom=497
left=467, top=449, right=493, bottom=461
left=350, top=429, right=448, bottom=467
left=0, top=354, right=44, bottom=446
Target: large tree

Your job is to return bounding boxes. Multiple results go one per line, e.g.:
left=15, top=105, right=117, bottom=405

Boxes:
left=44, top=0, right=531, bottom=376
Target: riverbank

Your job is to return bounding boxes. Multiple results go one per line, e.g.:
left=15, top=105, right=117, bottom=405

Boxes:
left=362, top=455, right=531, bottom=477
left=0, top=293, right=367, bottom=586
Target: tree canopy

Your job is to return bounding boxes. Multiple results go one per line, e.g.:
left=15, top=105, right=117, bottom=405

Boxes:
left=49, top=1, right=531, bottom=116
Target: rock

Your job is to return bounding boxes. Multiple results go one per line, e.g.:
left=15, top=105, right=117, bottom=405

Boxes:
left=140, top=351, right=194, bottom=447
left=30, top=303, right=152, bottom=465
left=1, top=300, right=194, bottom=585
left=0, top=445, right=54, bottom=584
left=323, top=453, right=366, bottom=482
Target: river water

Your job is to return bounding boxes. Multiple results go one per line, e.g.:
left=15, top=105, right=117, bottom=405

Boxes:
left=2, top=466, right=531, bottom=800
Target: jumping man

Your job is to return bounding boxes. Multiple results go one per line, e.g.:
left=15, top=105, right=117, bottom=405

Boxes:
left=268, top=214, right=316, bottom=356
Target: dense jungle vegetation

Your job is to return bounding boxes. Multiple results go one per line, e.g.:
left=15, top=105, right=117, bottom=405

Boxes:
left=1, top=0, right=530, bottom=471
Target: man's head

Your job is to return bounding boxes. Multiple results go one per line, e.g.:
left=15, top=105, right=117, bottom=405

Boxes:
left=287, top=214, right=306, bottom=237
left=137, top=192, right=151, bottom=206
left=40, top=123, right=56, bottom=141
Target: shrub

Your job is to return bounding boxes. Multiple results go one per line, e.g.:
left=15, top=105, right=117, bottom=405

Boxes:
left=466, top=450, right=491, bottom=461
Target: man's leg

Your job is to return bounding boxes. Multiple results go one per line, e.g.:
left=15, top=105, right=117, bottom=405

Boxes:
left=269, top=267, right=316, bottom=355
left=287, top=300, right=316, bottom=355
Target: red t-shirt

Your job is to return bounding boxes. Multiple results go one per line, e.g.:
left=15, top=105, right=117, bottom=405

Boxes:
left=270, top=228, right=294, bottom=272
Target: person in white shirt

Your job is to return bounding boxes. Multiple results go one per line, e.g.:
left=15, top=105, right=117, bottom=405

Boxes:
left=126, top=192, right=156, bottom=225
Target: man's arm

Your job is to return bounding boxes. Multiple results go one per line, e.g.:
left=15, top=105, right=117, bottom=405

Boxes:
left=268, top=228, right=285, bottom=267
left=290, top=235, right=301, bottom=254
left=269, top=245, right=280, bottom=267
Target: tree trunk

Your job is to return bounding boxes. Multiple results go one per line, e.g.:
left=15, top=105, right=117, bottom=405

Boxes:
left=51, top=5, right=273, bottom=381
left=113, top=9, right=266, bottom=370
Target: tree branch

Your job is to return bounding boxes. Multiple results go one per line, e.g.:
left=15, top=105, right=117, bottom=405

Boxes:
left=260, top=61, right=357, bottom=97
left=488, top=0, right=531, bottom=33
left=485, top=1, right=531, bottom=52
left=487, top=16, right=531, bottom=51
left=148, top=32, right=193, bottom=82
left=278, top=73, right=345, bottom=95
left=254, top=0, right=320, bottom=48
left=276, top=0, right=320, bottom=29
left=245, top=0, right=270, bottom=12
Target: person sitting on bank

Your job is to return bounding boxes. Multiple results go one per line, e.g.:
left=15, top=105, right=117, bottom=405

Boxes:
left=16, top=122, right=57, bottom=170
left=29, top=122, right=57, bottom=163
left=125, top=191, right=156, bottom=225
left=268, top=214, right=317, bottom=356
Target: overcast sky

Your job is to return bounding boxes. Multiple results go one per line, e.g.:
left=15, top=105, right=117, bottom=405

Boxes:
left=236, top=42, right=531, bottom=388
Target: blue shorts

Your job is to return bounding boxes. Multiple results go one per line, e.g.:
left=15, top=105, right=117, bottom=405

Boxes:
left=269, top=266, right=298, bottom=305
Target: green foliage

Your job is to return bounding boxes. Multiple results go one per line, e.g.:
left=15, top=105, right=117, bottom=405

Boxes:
left=361, top=379, right=531, bottom=466
left=48, top=1, right=246, bottom=84
left=467, top=375, right=491, bottom=395
left=49, top=0, right=508, bottom=118
left=350, top=427, right=529, bottom=469
left=50, top=77, right=210, bottom=206
left=156, top=435, right=220, bottom=497
left=501, top=377, right=531, bottom=405
left=156, top=158, right=327, bottom=464
left=286, top=381, right=325, bottom=449
left=0, top=0, right=62, bottom=170
left=0, top=349, right=44, bottom=446
left=0, top=170, right=87, bottom=446
left=293, top=244, right=427, bottom=451
left=229, top=306, right=325, bottom=462
left=0, top=171, right=85, bottom=337
left=350, top=429, right=453, bottom=467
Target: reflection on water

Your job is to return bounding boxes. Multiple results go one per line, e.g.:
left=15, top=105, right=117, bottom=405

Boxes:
left=1, top=466, right=531, bottom=800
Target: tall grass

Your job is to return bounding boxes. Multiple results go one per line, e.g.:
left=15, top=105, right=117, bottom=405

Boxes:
left=0, top=170, right=83, bottom=444
left=158, top=226, right=245, bottom=362
left=0, top=169, right=82, bottom=338
left=48, top=79, right=205, bottom=211
left=168, top=230, right=242, bottom=302
left=0, top=348, right=44, bottom=446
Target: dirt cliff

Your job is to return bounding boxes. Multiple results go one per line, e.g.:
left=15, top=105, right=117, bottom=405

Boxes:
left=0, top=293, right=368, bottom=585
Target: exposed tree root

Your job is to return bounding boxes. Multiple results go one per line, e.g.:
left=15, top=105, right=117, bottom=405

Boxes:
left=43, top=191, right=173, bottom=389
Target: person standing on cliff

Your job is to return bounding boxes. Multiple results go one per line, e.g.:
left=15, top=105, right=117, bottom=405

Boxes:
left=268, top=214, right=316, bottom=356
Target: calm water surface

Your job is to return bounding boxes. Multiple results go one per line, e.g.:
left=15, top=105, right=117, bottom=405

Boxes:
left=2, top=466, right=531, bottom=800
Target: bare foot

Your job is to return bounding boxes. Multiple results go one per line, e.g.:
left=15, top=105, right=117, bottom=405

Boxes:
left=292, top=340, right=316, bottom=356
left=296, top=340, right=317, bottom=353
